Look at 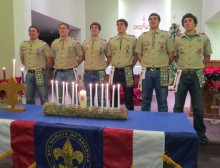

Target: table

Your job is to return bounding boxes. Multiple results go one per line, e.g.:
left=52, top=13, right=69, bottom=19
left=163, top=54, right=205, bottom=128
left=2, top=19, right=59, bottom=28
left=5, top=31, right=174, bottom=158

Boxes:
left=0, top=104, right=198, bottom=168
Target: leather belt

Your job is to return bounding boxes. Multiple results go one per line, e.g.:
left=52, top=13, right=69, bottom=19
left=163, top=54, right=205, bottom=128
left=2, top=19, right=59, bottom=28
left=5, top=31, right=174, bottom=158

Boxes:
left=28, top=69, right=45, bottom=73
left=115, top=65, right=133, bottom=71
left=146, top=67, right=160, bottom=71
left=56, top=68, right=73, bottom=72
left=115, top=67, right=124, bottom=71
left=182, top=69, right=197, bottom=75
left=85, top=70, right=104, bottom=73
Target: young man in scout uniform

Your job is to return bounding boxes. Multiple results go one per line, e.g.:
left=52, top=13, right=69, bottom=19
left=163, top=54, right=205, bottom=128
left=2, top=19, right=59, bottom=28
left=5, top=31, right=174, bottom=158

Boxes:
left=174, top=13, right=212, bottom=144
left=82, top=22, right=110, bottom=106
left=135, top=13, right=174, bottom=112
left=107, top=19, right=137, bottom=110
left=20, top=26, right=53, bottom=105
left=51, top=23, right=84, bottom=104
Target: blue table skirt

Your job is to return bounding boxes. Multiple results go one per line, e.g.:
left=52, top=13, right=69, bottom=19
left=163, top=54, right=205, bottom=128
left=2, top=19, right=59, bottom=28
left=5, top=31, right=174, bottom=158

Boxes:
left=0, top=104, right=195, bottom=133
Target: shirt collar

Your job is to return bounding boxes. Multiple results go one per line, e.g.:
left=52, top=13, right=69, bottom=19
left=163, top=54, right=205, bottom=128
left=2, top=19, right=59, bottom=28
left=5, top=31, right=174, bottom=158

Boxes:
left=59, top=36, right=70, bottom=41
left=116, top=33, right=128, bottom=39
left=181, top=31, right=200, bottom=38
left=28, top=38, right=39, bottom=43
left=90, top=36, right=99, bottom=41
left=149, top=29, right=160, bottom=35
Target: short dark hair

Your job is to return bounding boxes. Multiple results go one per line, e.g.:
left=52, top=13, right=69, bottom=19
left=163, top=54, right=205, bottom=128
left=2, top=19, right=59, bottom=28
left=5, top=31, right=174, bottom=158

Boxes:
left=148, top=13, right=161, bottom=22
left=59, top=22, right=70, bottom=29
left=117, top=19, right=128, bottom=27
left=29, top=26, right=40, bottom=33
left=90, top=22, right=101, bottom=30
left=181, top=13, right=198, bottom=27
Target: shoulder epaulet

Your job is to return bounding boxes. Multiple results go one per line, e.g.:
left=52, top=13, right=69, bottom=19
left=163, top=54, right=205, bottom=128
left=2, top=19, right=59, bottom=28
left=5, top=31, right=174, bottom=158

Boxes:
left=54, top=38, right=60, bottom=42
left=199, top=32, right=206, bottom=35
left=177, top=33, right=182, bottom=37
left=101, top=38, right=107, bottom=41
left=40, top=40, right=49, bottom=46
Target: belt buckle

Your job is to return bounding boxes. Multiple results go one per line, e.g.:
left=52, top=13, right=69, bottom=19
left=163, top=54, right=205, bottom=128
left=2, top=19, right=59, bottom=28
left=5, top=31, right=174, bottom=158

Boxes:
left=150, top=67, right=156, bottom=71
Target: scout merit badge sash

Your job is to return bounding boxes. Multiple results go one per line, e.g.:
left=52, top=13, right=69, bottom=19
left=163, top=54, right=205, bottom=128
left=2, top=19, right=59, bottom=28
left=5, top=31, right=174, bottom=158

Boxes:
left=124, top=65, right=134, bottom=87
left=109, top=67, right=115, bottom=85
left=172, top=69, right=182, bottom=92
left=35, top=69, right=44, bottom=86
left=98, top=70, right=106, bottom=84
left=168, top=62, right=176, bottom=85
left=196, top=69, right=205, bottom=88
left=138, top=67, right=146, bottom=91
left=73, top=67, right=78, bottom=84
left=160, top=67, right=169, bottom=87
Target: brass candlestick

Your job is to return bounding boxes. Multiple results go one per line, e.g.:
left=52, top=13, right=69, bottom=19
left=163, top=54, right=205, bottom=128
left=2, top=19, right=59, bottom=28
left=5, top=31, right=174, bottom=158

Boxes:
left=210, top=89, right=219, bottom=124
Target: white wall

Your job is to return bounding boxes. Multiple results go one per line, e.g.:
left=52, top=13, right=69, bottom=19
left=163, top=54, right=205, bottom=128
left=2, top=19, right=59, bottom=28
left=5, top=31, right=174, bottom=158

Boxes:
left=119, top=0, right=171, bottom=37
left=85, top=0, right=118, bottom=39
left=31, top=0, right=86, bottom=42
left=0, top=0, right=31, bottom=78
left=203, top=0, right=220, bottom=60
left=171, top=0, right=202, bottom=33
left=14, top=0, right=32, bottom=75
left=203, top=0, right=220, bottom=22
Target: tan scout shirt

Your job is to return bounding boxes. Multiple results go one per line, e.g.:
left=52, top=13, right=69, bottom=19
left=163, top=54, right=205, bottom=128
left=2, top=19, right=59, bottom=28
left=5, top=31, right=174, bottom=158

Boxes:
left=51, top=36, right=83, bottom=69
left=135, top=30, right=174, bottom=67
left=20, top=39, right=52, bottom=70
left=175, top=32, right=212, bottom=69
left=82, top=37, right=107, bottom=70
left=107, top=33, right=137, bottom=68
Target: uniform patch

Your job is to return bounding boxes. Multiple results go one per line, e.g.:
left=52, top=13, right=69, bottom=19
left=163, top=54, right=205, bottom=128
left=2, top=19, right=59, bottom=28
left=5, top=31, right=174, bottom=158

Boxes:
left=143, top=41, right=150, bottom=46
left=46, top=130, right=91, bottom=168
left=111, top=46, right=117, bottom=51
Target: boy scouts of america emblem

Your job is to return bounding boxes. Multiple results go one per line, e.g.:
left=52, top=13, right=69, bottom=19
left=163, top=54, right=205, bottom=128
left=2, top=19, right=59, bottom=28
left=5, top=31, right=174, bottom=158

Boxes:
left=46, top=130, right=91, bottom=168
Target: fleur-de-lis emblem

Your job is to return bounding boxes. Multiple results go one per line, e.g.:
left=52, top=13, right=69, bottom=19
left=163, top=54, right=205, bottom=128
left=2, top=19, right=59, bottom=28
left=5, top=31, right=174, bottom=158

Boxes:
left=0, top=77, right=26, bottom=110
left=53, top=138, right=84, bottom=168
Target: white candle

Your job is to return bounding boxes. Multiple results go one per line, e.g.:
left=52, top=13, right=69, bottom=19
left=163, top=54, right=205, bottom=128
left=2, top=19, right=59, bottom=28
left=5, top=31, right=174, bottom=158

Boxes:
left=95, top=83, right=98, bottom=107
left=101, top=83, right=104, bottom=108
left=21, top=67, right=24, bottom=83
left=51, top=80, right=54, bottom=102
left=106, top=83, right=109, bottom=108
left=75, top=83, right=78, bottom=106
left=117, top=84, right=120, bottom=108
left=112, top=85, right=115, bottom=108
left=55, top=81, right=59, bottom=104
left=3, top=67, right=6, bottom=81
left=13, top=59, right=16, bottom=78
left=80, top=90, right=87, bottom=108
left=65, top=82, right=69, bottom=104
left=72, top=82, right=75, bottom=105
left=62, top=81, right=65, bottom=104
left=89, top=83, right=92, bottom=107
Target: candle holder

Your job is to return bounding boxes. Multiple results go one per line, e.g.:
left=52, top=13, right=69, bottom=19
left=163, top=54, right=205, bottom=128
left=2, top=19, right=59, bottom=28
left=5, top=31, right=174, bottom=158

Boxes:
left=43, top=102, right=128, bottom=120
left=0, top=77, right=26, bottom=112
left=210, top=89, right=219, bottom=124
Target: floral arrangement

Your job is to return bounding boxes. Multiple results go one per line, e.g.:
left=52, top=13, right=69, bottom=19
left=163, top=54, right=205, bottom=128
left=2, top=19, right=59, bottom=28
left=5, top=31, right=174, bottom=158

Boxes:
left=169, top=23, right=181, bottom=39
left=203, top=66, right=220, bottom=90
left=133, top=87, right=142, bottom=105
